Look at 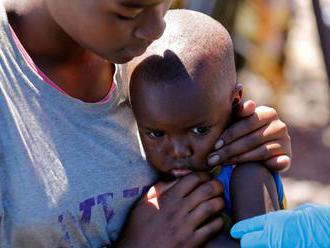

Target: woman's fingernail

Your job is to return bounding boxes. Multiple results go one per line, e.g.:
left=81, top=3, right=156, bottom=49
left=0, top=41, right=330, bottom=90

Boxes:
left=215, top=139, right=224, bottom=150
left=208, top=154, right=220, bottom=166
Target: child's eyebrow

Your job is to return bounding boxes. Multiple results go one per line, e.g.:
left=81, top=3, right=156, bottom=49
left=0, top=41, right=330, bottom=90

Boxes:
left=186, top=122, right=210, bottom=129
left=143, top=126, right=162, bottom=131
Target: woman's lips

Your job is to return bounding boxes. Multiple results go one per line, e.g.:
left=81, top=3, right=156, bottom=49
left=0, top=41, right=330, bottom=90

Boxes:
left=126, top=43, right=149, bottom=57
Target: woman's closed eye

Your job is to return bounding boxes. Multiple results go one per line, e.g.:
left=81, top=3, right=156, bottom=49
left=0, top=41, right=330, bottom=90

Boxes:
left=115, top=13, right=137, bottom=20
left=114, top=8, right=143, bottom=21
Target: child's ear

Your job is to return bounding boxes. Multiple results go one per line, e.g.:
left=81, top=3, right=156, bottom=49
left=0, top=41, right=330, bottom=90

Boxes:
left=231, top=83, right=243, bottom=115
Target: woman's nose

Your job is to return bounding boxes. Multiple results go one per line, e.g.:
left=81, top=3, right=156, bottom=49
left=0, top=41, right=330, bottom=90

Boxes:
left=134, top=6, right=166, bottom=42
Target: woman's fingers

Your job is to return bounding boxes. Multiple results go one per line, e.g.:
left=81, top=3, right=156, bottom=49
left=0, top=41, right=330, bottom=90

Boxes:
left=221, top=106, right=279, bottom=147
left=186, top=197, right=224, bottom=227
left=146, top=180, right=178, bottom=200
left=208, top=120, right=290, bottom=164
left=145, top=173, right=209, bottom=207
left=208, top=102, right=291, bottom=172
left=150, top=172, right=211, bottom=210
left=229, top=141, right=287, bottom=162
left=182, top=179, right=224, bottom=212
left=264, top=155, right=291, bottom=172
left=189, top=216, right=224, bottom=246
left=227, top=142, right=291, bottom=171
left=233, top=100, right=256, bottom=119
left=146, top=180, right=178, bottom=209
left=167, top=172, right=211, bottom=198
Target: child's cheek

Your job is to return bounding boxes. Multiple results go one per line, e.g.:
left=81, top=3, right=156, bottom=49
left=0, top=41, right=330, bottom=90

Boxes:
left=145, top=143, right=168, bottom=169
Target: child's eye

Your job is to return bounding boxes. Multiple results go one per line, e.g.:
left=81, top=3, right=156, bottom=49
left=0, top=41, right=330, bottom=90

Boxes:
left=146, top=130, right=165, bottom=139
left=191, top=126, right=211, bottom=136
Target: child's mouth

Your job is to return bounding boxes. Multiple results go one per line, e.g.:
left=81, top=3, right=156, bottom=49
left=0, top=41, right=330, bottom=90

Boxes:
left=170, top=168, right=193, bottom=177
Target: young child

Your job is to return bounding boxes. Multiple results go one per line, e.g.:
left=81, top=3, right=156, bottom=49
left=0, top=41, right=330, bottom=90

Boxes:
left=127, top=9, right=285, bottom=227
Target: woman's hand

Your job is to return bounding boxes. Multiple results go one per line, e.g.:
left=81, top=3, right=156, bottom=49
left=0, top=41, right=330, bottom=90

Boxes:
left=208, top=100, right=291, bottom=171
left=115, top=173, right=225, bottom=248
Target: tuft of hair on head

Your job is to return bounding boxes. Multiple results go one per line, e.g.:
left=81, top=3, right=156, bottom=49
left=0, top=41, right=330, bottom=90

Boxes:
left=127, top=9, right=237, bottom=92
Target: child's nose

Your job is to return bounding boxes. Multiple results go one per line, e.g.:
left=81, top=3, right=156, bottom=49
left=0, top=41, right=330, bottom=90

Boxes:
left=171, top=139, right=192, bottom=159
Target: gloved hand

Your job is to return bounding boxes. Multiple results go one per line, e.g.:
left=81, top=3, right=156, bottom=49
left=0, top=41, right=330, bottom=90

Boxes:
left=230, top=203, right=330, bottom=247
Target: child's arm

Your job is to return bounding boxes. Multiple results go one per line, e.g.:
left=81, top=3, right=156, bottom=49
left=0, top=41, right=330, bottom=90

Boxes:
left=230, top=162, right=280, bottom=222
left=204, top=162, right=281, bottom=247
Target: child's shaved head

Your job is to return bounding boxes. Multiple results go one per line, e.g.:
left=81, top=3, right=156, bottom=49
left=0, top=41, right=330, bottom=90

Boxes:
left=128, top=9, right=242, bottom=175
left=128, top=9, right=236, bottom=94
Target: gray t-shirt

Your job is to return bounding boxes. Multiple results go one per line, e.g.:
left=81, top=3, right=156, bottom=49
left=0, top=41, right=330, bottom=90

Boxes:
left=0, top=3, right=156, bottom=247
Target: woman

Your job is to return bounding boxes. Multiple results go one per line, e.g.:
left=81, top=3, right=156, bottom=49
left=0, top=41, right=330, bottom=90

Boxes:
left=0, top=0, right=291, bottom=247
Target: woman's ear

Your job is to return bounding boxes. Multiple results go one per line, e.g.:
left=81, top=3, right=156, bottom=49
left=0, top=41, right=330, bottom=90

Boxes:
left=231, top=83, right=243, bottom=116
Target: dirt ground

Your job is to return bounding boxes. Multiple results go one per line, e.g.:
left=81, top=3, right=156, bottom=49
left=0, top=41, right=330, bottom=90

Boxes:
left=239, top=0, right=330, bottom=208
left=283, top=125, right=330, bottom=207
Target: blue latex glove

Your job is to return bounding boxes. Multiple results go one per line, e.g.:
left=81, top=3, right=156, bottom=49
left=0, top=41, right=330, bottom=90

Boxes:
left=231, top=204, right=330, bottom=247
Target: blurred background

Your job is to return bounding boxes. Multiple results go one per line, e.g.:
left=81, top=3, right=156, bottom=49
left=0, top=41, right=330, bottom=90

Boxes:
left=171, top=0, right=330, bottom=208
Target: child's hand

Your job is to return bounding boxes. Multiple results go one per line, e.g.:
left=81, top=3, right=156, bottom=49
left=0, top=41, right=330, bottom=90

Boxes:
left=208, top=100, right=291, bottom=172
left=115, top=172, right=225, bottom=248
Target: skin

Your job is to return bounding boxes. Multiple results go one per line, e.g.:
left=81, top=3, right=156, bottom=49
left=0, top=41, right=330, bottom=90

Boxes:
left=230, top=163, right=280, bottom=222
left=128, top=54, right=243, bottom=247
left=128, top=52, right=279, bottom=248
left=116, top=172, right=226, bottom=248
left=127, top=9, right=240, bottom=177
left=130, top=53, right=242, bottom=176
left=7, top=0, right=291, bottom=167
left=5, top=2, right=291, bottom=246
left=7, top=0, right=171, bottom=102
left=128, top=10, right=281, bottom=247
left=203, top=163, right=280, bottom=248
